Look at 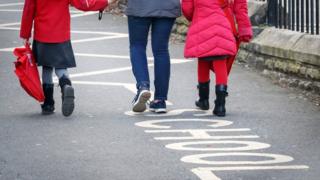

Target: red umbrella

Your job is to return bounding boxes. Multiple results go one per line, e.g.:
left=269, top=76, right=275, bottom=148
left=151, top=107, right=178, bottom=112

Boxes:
left=226, top=39, right=241, bottom=75
left=13, top=43, right=45, bottom=102
left=220, top=0, right=242, bottom=75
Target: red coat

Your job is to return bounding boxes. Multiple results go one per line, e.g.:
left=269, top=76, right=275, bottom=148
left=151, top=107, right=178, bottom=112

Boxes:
left=182, top=0, right=253, bottom=58
left=20, top=0, right=108, bottom=43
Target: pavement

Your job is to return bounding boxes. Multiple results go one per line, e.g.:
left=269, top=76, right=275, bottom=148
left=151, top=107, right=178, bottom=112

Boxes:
left=0, top=1, right=319, bottom=180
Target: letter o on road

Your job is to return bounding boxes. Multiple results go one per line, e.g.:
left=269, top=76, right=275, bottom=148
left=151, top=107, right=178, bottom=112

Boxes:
left=165, top=141, right=270, bottom=151
left=181, top=152, right=294, bottom=165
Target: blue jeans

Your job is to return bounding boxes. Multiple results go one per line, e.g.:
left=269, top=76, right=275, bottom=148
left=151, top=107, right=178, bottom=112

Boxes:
left=128, top=16, right=175, bottom=101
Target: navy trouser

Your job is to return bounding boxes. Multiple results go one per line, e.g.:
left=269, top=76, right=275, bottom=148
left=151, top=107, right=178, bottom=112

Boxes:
left=128, top=16, right=175, bottom=101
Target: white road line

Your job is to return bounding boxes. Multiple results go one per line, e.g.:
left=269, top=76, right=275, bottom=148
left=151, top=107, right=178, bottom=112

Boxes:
left=0, top=35, right=128, bottom=52
left=75, top=53, right=189, bottom=62
left=0, top=9, right=22, bottom=12
left=0, top=9, right=81, bottom=13
left=75, top=53, right=133, bottom=59
left=0, top=2, right=23, bottom=7
left=193, top=166, right=309, bottom=172
left=0, top=27, right=19, bottom=30
left=69, top=66, right=136, bottom=78
left=154, top=135, right=259, bottom=140
left=70, top=81, right=138, bottom=97
left=125, top=109, right=210, bottom=117
left=0, top=43, right=189, bottom=64
left=0, top=30, right=128, bottom=52
left=118, top=84, right=173, bottom=106
left=135, top=119, right=233, bottom=129
left=70, top=11, right=97, bottom=18
left=54, top=56, right=189, bottom=79
left=0, top=22, right=20, bottom=27
left=70, top=10, right=84, bottom=13
left=56, top=80, right=173, bottom=105
left=192, top=166, right=309, bottom=180
left=181, top=153, right=295, bottom=165
left=145, top=129, right=259, bottom=140
left=145, top=129, right=252, bottom=133
left=71, top=81, right=133, bottom=87
left=0, top=11, right=98, bottom=28
left=0, top=47, right=16, bottom=52
left=53, top=80, right=135, bottom=91
left=71, top=35, right=128, bottom=43
left=0, top=27, right=128, bottom=36
left=166, top=141, right=271, bottom=151
left=193, top=111, right=214, bottom=117
left=0, top=35, right=127, bottom=51
left=71, top=30, right=128, bottom=36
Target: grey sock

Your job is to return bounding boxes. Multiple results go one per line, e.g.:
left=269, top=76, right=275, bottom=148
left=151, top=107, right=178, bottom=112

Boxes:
left=55, top=68, right=69, bottom=79
left=42, top=66, right=53, bottom=84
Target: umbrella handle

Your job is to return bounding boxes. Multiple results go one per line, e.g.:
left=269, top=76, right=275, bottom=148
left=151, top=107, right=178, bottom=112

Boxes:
left=23, top=42, right=34, bottom=66
left=23, top=38, right=30, bottom=46
left=24, top=41, right=31, bottom=50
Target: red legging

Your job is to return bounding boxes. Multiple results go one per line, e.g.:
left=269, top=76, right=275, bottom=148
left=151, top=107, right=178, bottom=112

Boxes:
left=198, top=59, right=228, bottom=85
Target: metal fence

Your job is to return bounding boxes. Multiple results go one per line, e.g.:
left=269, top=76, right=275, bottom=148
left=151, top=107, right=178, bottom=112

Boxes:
left=267, top=0, right=320, bottom=35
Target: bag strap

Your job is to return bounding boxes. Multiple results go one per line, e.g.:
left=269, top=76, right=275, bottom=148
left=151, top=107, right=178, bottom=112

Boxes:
left=218, top=0, right=238, bottom=36
left=98, top=10, right=103, bottom=20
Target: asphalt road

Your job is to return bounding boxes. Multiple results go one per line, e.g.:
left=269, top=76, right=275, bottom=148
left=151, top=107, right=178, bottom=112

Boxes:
left=0, top=1, right=319, bottom=180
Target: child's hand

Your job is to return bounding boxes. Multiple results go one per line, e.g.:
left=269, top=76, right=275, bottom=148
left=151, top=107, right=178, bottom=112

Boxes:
left=22, top=38, right=29, bottom=46
left=239, top=35, right=252, bottom=43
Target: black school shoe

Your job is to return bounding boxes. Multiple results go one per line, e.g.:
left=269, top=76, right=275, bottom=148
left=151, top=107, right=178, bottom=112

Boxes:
left=59, top=75, right=75, bottom=117
left=149, top=100, right=167, bottom=113
left=41, top=84, right=55, bottom=115
left=132, top=87, right=151, bottom=112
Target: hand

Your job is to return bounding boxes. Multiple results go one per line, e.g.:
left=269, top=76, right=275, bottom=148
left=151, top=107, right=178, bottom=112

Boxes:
left=239, top=35, right=252, bottom=43
left=22, top=38, right=29, bottom=46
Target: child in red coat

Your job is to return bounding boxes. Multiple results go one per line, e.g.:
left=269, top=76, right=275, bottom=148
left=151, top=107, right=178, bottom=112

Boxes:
left=20, top=0, right=108, bottom=116
left=182, top=0, right=253, bottom=116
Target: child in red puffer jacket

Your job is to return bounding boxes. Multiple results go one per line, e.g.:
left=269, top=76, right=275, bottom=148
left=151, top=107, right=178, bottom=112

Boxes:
left=182, top=0, right=253, bottom=117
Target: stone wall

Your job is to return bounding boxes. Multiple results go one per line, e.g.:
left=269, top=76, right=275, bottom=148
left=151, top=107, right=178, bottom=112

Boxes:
left=237, top=27, right=320, bottom=100
left=247, top=0, right=268, bottom=25
left=106, top=0, right=127, bottom=14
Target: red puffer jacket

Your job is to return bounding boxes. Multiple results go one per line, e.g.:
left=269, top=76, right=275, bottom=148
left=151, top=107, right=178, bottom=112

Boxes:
left=20, top=0, right=108, bottom=43
left=182, top=0, right=252, bottom=58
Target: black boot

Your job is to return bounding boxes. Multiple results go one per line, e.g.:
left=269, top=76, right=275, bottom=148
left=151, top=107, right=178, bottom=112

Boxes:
left=213, top=85, right=228, bottom=117
left=41, top=84, right=55, bottom=115
left=59, top=75, right=75, bottom=117
left=195, top=81, right=210, bottom=110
